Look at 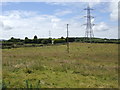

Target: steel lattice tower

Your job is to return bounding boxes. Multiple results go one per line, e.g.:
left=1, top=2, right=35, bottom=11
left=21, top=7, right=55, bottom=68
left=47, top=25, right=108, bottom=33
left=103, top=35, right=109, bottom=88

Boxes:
left=84, top=5, right=95, bottom=40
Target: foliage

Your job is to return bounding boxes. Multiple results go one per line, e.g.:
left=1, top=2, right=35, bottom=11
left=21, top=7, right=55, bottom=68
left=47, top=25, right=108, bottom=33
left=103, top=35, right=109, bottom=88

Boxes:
left=34, top=35, right=38, bottom=40
left=54, top=39, right=66, bottom=44
left=33, top=35, right=38, bottom=44
left=1, top=36, right=119, bottom=49
left=41, top=39, right=50, bottom=44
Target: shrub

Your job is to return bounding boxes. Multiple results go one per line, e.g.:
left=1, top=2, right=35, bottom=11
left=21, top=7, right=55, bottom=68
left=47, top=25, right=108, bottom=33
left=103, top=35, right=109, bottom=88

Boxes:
left=54, top=39, right=66, bottom=44
left=41, top=39, right=49, bottom=44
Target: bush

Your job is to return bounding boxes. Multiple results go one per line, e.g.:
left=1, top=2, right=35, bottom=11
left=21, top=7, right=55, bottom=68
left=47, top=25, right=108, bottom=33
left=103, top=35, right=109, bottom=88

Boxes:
left=54, top=39, right=66, bottom=44
left=24, top=39, right=32, bottom=44
left=41, top=39, right=49, bottom=44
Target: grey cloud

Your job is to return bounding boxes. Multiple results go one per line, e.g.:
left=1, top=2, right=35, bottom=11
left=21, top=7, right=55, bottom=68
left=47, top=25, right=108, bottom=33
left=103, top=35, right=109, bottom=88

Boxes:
left=0, top=21, right=13, bottom=30
left=0, top=21, right=3, bottom=27
left=95, top=29, right=109, bottom=32
left=4, top=25, right=13, bottom=30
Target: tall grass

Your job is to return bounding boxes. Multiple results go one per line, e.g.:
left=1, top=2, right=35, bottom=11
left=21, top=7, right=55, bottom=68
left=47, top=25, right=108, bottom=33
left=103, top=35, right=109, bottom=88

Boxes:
left=2, top=43, right=118, bottom=88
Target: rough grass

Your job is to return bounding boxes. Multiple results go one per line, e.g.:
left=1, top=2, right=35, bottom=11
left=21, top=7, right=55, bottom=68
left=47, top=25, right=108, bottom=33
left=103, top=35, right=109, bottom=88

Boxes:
left=2, top=43, right=118, bottom=88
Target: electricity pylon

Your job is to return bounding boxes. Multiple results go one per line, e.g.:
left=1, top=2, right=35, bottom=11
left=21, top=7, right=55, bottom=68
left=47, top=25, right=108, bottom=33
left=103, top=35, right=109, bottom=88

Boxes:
left=84, top=4, right=95, bottom=42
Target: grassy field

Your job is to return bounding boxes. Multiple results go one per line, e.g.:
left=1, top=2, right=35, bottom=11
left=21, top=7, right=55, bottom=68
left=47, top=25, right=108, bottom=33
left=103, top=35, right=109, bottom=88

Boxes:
left=2, top=43, right=118, bottom=88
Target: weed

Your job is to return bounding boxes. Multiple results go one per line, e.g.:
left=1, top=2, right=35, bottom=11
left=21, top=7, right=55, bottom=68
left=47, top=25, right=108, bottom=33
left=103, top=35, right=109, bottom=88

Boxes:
left=2, top=43, right=118, bottom=88
left=25, top=80, right=41, bottom=88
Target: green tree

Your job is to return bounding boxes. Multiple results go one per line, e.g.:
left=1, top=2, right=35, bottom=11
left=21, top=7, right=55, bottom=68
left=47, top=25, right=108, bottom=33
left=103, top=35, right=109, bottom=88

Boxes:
left=34, top=35, right=37, bottom=39
left=25, top=37, right=28, bottom=40
left=61, top=37, right=64, bottom=39
left=11, top=37, right=14, bottom=40
left=33, top=35, right=38, bottom=43
left=8, top=37, right=15, bottom=42
left=24, top=37, right=31, bottom=44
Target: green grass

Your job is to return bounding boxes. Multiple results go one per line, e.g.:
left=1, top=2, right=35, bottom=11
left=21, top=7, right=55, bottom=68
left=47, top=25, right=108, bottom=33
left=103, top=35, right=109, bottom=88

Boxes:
left=2, top=43, right=118, bottom=88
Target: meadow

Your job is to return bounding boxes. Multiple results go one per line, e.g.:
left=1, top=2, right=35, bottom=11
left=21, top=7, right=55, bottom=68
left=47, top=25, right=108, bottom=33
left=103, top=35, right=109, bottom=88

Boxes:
left=2, top=43, right=118, bottom=88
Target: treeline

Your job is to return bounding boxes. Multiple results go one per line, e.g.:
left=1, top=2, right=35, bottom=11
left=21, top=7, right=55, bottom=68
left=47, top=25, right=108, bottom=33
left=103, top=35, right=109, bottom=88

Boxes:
left=68, top=37, right=120, bottom=44
left=2, top=36, right=66, bottom=44
left=1, top=35, right=120, bottom=49
left=1, top=36, right=66, bottom=49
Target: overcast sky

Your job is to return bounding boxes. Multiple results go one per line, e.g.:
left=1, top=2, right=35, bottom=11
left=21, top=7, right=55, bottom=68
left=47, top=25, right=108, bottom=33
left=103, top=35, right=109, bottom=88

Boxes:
left=0, top=1, right=118, bottom=39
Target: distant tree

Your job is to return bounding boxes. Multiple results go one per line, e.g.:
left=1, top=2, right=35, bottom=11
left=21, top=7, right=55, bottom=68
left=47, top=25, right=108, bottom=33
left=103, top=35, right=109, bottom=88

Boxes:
left=25, top=37, right=28, bottom=40
left=33, top=35, right=38, bottom=43
left=49, top=37, right=52, bottom=39
left=61, top=37, right=64, bottom=39
left=11, top=37, right=14, bottom=40
left=24, top=37, right=31, bottom=44
left=34, top=35, right=37, bottom=39
left=8, top=37, right=15, bottom=42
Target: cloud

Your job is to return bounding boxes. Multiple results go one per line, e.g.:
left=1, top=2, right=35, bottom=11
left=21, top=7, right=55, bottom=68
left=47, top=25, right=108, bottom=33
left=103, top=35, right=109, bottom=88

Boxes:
left=3, top=10, right=38, bottom=18
left=89, top=2, right=101, bottom=7
left=0, top=21, right=13, bottom=30
left=55, top=1, right=117, bottom=22
left=51, top=18, right=61, bottom=29
left=93, top=22, right=109, bottom=32
left=4, top=25, right=13, bottom=30
left=0, top=10, right=62, bottom=39
left=55, top=10, right=72, bottom=16
left=91, top=18, right=95, bottom=23
left=1, top=8, right=118, bottom=39
left=47, top=2, right=102, bottom=9
left=109, top=2, right=118, bottom=21
left=0, top=21, right=3, bottom=27
left=1, top=10, right=85, bottom=39
left=46, top=2, right=68, bottom=6
left=94, top=26, right=118, bottom=39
